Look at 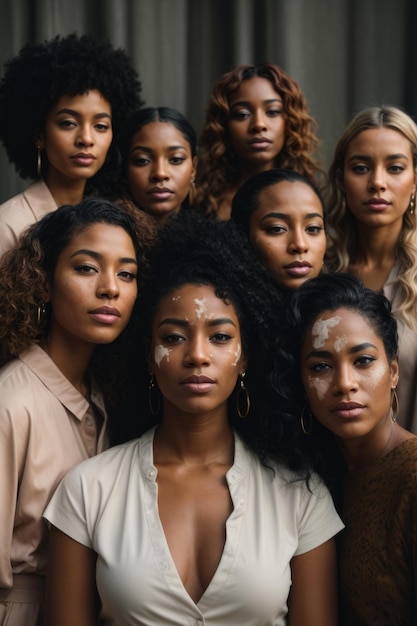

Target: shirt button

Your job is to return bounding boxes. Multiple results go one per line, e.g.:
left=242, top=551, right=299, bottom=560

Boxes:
left=86, top=417, right=93, bottom=426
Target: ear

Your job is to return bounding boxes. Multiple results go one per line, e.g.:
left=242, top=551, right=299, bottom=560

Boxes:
left=239, top=352, right=248, bottom=376
left=390, top=357, right=399, bottom=388
left=191, top=156, right=198, bottom=181
left=33, top=131, right=44, bottom=150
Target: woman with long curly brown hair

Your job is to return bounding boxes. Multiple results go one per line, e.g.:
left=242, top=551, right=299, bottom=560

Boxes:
left=0, top=197, right=154, bottom=626
left=196, top=63, right=323, bottom=219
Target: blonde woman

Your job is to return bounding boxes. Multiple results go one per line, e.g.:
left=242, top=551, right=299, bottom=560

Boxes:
left=326, top=106, right=417, bottom=433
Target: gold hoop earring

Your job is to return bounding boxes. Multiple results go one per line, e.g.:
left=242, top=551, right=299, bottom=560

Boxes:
left=37, top=303, right=47, bottom=326
left=391, top=387, right=399, bottom=423
left=409, top=194, right=415, bottom=215
left=300, top=403, right=313, bottom=435
left=36, top=145, right=42, bottom=178
left=237, top=372, right=250, bottom=419
left=148, top=374, right=161, bottom=416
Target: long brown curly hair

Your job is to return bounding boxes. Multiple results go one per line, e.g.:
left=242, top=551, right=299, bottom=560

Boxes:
left=196, top=63, right=323, bottom=217
left=0, top=198, right=156, bottom=394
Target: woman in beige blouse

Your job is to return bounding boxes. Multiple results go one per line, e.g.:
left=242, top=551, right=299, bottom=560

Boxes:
left=0, top=197, right=154, bottom=626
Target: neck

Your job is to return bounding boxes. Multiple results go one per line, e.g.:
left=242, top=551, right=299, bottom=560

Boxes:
left=44, top=174, right=87, bottom=207
left=354, top=221, right=402, bottom=265
left=41, top=334, right=95, bottom=398
left=154, top=404, right=234, bottom=466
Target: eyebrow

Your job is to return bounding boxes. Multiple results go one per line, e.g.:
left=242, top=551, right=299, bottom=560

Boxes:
left=131, top=145, right=187, bottom=153
left=304, top=342, right=378, bottom=361
left=69, top=249, right=138, bottom=265
left=230, top=98, right=283, bottom=108
left=347, top=153, right=409, bottom=163
left=55, top=108, right=112, bottom=120
left=158, top=317, right=237, bottom=329
left=260, top=211, right=324, bottom=221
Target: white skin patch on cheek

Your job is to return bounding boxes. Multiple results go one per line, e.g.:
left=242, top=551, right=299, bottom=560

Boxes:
left=333, top=335, right=348, bottom=352
left=154, top=345, right=172, bottom=368
left=171, top=295, right=181, bottom=301
left=311, top=316, right=342, bottom=349
left=194, top=298, right=207, bottom=319
left=367, top=360, right=387, bottom=389
left=229, top=342, right=242, bottom=367
left=308, top=376, right=330, bottom=401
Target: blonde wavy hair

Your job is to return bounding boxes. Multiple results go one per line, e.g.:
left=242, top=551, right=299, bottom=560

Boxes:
left=326, top=106, right=417, bottom=332
left=196, top=63, right=324, bottom=217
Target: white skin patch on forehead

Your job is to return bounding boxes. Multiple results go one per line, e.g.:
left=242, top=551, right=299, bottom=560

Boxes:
left=194, top=298, right=207, bottom=319
left=367, top=360, right=387, bottom=389
left=307, top=375, right=330, bottom=401
left=229, top=342, right=242, bottom=367
left=333, top=335, right=348, bottom=352
left=311, top=315, right=342, bottom=349
left=154, top=344, right=172, bottom=368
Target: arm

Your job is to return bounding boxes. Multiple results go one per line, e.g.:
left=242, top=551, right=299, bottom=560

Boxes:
left=288, top=538, right=338, bottom=626
left=45, top=526, right=100, bottom=626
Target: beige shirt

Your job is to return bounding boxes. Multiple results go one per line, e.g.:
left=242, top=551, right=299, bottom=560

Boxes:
left=0, top=344, right=108, bottom=589
left=383, top=264, right=417, bottom=434
left=0, top=180, right=57, bottom=257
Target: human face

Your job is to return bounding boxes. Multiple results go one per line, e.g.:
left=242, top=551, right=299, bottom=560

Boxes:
left=301, top=308, right=399, bottom=444
left=40, top=90, right=112, bottom=188
left=150, top=284, right=246, bottom=419
left=48, top=223, right=138, bottom=353
left=342, top=127, right=416, bottom=231
left=227, top=76, right=286, bottom=171
left=248, top=180, right=326, bottom=289
left=127, top=121, right=197, bottom=221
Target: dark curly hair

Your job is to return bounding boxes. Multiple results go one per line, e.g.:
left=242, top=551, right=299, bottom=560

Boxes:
left=270, top=272, right=399, bottom=493
left=196, top=63, right=323, bottom=217
left=0, top=197, right=155, bottom=367
left=0, top=33, right=142, bottom=183
left=109, top=210, right=320, bottom=480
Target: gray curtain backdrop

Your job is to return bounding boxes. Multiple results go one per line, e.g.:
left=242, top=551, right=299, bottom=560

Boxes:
left=0, top=0, right=416, bottom=203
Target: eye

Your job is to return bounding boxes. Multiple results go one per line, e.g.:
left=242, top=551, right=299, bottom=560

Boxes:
left=231, top=109, right=250, bottom=121
left=266, top=109, right=283, bottom=117
left=118, top=270, right=137, bottom=281
left=95, top=122, right=110, bottom=132
left=131, top=157, right=150, bottom=166
left=351, top=164, right=369, bottom=174
left=388, top=164, right=406, bottom=173
left=161, top=333, right=185, bottom=345
left=309, top=361, right=331, bottom=373
left=354, top=355, right=376, bottom=367
left=58, top=119, right=77, bottom=129
left=210, top=332, right=233, bottom=343
left=264, top=225, right=287, bottom=235
left=74, top=264, right=98, bottom=274
left=169, top=156, right=187, bottom=165
left=306, top=225, right=324, bottom=234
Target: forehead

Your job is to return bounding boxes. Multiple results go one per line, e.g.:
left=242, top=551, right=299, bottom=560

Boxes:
left=48, top=89, right=112, bottom=115
left=305, top=307, right=381, bottom=348
left=59, top=223, right=135, bottom=256
left=254, top=180, right=323, bottom=217
left=154, top=283, right=239, bottom=320
left=229, top=76, right=281, bottom=104
left=345, top=127, right=412, bottom=160
left=131, top=121, right=190, bottom=150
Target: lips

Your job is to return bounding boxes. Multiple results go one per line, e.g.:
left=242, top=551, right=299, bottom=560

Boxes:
left=331, top=401, right=365, bottom=419
left=365, top=197, right=390, bottom=211
left=180, top=375, right=215, bottom=393
left=89, top=306, right=121, bottom=324
left=71, top=153, right=96, bottom=166
left=283, top=260, right=312, bottom=276
left=147, top=187, right=175, bottom=201
left=248, top=137, right=272, bottom=149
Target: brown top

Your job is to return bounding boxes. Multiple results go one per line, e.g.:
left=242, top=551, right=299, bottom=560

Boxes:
left=0, top=344, right=108, bottom=589
left=340, top=437, right=417, bottom=625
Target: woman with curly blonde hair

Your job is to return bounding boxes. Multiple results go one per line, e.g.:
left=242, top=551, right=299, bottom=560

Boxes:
left=326, top=105, right=417, bottom=433
left=0, top=197, right=154, bottom=625
left=196, top=63, right=323, bottom=219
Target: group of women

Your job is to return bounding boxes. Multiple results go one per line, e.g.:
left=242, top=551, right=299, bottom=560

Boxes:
left=0, top=32, right=416, bottom=626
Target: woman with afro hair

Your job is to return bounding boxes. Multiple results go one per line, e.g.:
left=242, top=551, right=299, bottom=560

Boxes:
left=195, top=63, right=324, bottom=220
left=0, top=33, right=141, bottom=256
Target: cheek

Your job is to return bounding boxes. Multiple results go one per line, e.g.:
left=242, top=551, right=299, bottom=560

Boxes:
left=306, top=375, right=331, bottom=402
left=153, top=344, right=172, bottom=368
left=227, top=342, right=242, bottom=367
left=367, top=361, right=387, bottom=389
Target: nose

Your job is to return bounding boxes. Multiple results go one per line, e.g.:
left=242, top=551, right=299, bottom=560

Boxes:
left=332, top=363, right=358, bottom=395
left=368, top=166, right=387, bottom=191
left=150, top=158, right=169, bottom=182
left=250, top=110, right=267, bottom=132
left=76, top=124, right=94, bottom=147
left=184, top=335, right=211, bottom=367
left=288, top=228, right=308, bottom=254
left=97, top=271, right=119, bottom=299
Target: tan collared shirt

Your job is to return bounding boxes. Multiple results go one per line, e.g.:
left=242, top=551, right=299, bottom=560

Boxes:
left=0, top=343, right=108, bottom=589
left=0, top=180, right=57, bottom=257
